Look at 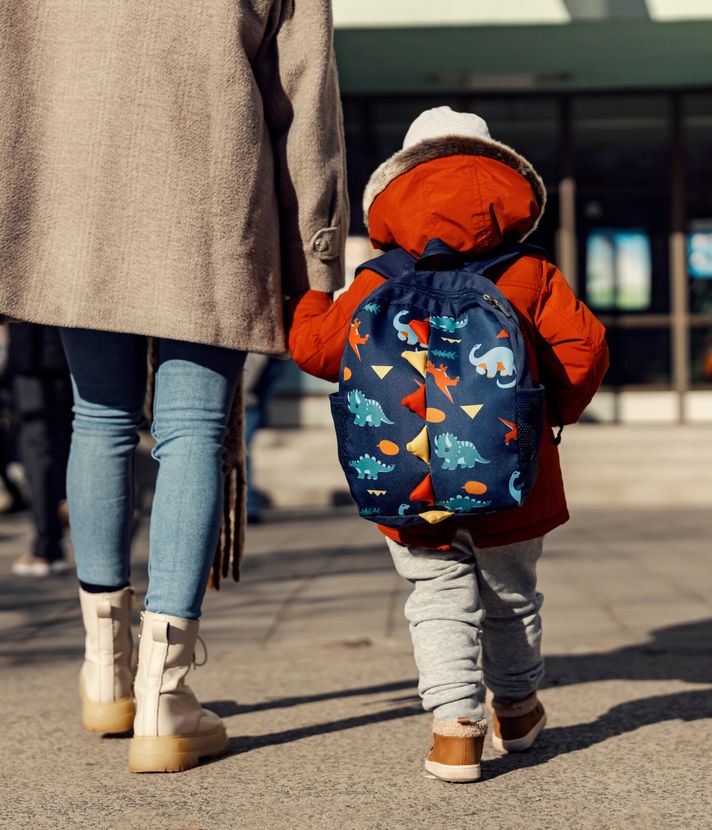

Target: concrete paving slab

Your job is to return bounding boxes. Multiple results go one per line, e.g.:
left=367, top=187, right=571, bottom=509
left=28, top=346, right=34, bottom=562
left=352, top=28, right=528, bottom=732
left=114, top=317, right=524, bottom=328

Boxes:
left=1, top=506, right=711, bottom=829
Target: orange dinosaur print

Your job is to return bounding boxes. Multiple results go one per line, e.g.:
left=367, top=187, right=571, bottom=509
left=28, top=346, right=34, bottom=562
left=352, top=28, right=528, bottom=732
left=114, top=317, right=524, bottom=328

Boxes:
left=348, top=319, right=369, bottom=361
left=426, top=361, right=460, bottom=404
left=499, top=418, right=518, bottom=445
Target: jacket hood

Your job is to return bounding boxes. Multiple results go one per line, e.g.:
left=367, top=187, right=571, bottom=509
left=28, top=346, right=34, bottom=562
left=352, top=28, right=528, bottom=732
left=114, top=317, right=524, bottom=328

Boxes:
left=364, top=136, right=546, bottom=257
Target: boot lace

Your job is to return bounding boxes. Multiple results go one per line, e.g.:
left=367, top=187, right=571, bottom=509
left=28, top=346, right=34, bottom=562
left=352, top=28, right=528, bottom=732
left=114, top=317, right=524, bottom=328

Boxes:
left=192, top=635, right=208, bottom=669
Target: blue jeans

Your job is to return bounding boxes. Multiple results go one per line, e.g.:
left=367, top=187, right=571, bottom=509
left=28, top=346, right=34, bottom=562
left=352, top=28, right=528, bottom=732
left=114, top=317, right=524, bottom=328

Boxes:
left=60, top=329, right=245, bottom=619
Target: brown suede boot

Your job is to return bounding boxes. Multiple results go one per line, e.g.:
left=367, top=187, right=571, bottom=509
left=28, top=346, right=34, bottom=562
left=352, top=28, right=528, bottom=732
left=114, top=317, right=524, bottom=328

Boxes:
left=424, top=717, right=487, bottom=782
left=491, top=692, right=546, bottom=753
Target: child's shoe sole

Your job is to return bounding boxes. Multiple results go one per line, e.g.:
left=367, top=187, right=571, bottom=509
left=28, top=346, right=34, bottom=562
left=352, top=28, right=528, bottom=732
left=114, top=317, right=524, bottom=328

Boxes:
left=127, top=725, right=229, bottom=773
left=492, top=712, right=546, bottom=753
left=424, top=758, right=481, bottom=782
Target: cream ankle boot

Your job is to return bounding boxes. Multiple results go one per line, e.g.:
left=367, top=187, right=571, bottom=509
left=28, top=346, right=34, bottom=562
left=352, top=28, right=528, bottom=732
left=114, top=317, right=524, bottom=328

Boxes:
left=78, top=585, right=136, bottom=734
left=128, top=611, right=228, bottom=773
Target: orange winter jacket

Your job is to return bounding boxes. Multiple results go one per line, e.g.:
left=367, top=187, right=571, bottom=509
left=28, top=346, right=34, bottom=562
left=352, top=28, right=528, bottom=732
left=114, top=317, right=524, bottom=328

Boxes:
left=288, top=154, right=609, bottom=549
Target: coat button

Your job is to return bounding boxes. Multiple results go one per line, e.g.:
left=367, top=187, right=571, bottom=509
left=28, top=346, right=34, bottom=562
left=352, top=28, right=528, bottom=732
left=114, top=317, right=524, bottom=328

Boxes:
left=314, top=237, right=328, bottom=252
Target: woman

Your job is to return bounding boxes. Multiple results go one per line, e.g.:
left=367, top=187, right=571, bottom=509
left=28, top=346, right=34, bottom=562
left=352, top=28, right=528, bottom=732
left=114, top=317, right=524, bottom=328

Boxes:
left=0, top=1, right=347, bottom=773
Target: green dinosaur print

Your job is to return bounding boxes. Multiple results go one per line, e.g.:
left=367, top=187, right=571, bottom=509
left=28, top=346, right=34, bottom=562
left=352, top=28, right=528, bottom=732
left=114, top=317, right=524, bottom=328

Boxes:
left=362, top=302, right=381, bottom=314
left=347, top=389, right=394, bottom=427
left=349, top=454, right=396, bottom=481
left=434, top=432, right=491, bottom=470
left=441, top=495, right=492, bottom=512
left=429, top=314, right=468, bottom=333
left=430, top=348, right=456, bottom=361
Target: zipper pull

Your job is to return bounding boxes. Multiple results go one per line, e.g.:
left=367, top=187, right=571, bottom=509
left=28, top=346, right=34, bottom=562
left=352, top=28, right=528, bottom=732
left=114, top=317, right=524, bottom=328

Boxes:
left=483, top=294, right=512, bottom=318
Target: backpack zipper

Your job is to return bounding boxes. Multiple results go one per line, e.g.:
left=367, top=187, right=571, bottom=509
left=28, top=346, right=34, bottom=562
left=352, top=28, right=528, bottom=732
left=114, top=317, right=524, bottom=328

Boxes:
left=482, top=294, right=512, bottom=318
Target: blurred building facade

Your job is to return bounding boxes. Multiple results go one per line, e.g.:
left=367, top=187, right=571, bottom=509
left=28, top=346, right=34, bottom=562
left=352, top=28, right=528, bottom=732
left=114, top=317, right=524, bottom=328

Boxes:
left=277, top=1, right=712, bottom=424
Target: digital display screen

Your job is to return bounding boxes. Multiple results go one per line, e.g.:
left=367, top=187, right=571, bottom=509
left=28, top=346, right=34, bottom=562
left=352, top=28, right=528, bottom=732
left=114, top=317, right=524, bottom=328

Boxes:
left=585, top=229, right=652, bottom=311
left=688, top=225, right=712, bottom=279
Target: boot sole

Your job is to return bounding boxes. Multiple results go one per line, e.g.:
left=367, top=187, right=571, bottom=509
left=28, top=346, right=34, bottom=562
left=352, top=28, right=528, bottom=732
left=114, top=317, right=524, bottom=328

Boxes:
left=424, top=759, right=481, bottom=783
left=492, top=712, right=547, bottom=753
left=81, top=695, right=135, bottom=735
left=127, top=725, right=229, bottom=773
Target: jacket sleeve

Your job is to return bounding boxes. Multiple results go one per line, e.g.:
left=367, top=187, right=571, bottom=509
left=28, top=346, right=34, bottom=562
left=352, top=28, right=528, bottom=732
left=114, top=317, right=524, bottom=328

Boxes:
left=255, top=0, right=348, bottom=296
left=287, top=271, right=385, bottom=382
left=535, top=260, right=609, bottom=425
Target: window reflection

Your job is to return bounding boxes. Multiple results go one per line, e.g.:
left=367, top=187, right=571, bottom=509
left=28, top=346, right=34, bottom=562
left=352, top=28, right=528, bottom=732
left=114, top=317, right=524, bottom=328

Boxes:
left=604, top=329, right=671, bottom=387
left=573, top=96, right=670, bottom=186
left=690, top=328, right=712, bottom=386
left=586, top=229, right=652, bottom=311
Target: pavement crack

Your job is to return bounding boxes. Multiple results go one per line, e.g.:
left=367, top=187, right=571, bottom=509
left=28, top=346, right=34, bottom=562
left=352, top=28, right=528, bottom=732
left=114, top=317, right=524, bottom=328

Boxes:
left=259, top=549, right=338, bottom=648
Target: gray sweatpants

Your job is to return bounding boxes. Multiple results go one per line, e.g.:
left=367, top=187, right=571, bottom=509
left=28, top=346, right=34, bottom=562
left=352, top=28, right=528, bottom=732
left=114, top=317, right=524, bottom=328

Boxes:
left=387, top=530, right=544, bottom=722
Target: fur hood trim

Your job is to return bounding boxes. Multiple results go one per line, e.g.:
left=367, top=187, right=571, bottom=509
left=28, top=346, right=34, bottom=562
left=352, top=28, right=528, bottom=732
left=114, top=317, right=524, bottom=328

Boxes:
left=432, top=718, right=489, bottom=738
left=363, top=136, right=546, bottom=241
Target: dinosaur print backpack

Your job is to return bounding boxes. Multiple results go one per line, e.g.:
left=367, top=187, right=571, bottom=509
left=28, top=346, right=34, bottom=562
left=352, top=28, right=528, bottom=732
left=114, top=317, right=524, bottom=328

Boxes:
left=329, top=238, right=548, bottom=530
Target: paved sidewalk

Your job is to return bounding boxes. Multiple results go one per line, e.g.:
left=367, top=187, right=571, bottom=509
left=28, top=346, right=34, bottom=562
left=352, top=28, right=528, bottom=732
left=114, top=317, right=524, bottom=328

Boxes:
left=1, top=505, right=711, bottom=829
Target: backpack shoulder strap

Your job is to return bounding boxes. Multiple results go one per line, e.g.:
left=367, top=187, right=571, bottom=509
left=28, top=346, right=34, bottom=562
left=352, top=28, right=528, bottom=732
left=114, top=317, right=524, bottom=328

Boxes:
left=355, top=247, right=416, bottom=281
left=464, top=242, right=547, bottom=279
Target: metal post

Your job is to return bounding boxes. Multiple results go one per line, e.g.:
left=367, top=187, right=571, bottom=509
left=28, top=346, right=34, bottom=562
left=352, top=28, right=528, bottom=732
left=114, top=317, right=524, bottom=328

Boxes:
left=555, top=98, right=578, bottom=293
left=557, top=177, right=578, bottom=294
left=670, top=94, right=688, bottom=423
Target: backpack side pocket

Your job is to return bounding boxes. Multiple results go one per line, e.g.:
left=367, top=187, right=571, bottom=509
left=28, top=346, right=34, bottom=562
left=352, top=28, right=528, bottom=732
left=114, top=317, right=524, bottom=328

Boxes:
left=516, top=385, right=546, bottom=502
left=330, top=393, right=352, bottom=473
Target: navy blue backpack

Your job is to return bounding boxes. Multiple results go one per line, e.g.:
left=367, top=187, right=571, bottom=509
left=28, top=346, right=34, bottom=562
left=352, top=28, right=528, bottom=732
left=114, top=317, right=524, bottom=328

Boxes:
left=330, top=238, right=549, bottom=529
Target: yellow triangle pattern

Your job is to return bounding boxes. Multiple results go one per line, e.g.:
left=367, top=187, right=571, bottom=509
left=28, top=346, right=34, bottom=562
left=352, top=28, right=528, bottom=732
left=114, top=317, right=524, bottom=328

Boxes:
left=406, top=425, right=430, bottom=464
left=461, top=404, right=484, bottom=419
left=367, top=489, right=387, bottom=496
left=371, top=365, right=393, bottom=379
left=401, top=350, right=428, bottom=378
left=419, top=510, right=455, bottom=524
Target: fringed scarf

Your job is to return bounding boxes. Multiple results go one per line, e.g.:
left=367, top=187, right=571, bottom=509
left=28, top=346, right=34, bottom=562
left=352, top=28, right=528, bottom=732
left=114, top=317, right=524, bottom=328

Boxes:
left=146, top=339, right=246, bottom=590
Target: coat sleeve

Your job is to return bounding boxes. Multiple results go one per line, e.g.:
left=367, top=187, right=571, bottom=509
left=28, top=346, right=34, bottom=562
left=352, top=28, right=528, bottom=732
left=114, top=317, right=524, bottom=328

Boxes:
left=534, top=261, right=609, bottom=425
left=287, top=271, right=385, bottom=382
left=255, top=0, right=349, bottom=296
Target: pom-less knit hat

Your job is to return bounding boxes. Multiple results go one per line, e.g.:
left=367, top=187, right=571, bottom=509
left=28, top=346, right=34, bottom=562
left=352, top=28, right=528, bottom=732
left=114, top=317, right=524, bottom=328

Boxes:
left=363, top=106, right=547, bottom=240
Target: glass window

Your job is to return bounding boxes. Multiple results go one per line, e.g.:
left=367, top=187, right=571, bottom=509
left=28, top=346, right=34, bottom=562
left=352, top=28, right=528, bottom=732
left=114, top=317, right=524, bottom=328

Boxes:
left=342, top=98, right=376, bottom=233
left=690, top=327, right=712, bottom=386
left=687, top=193, right=712, bottom=314
left=466, top=97, right=560, bottom=183
left=572, top=96, right=671, bottom=187
left=602, top=328, right=671, bottom=387
left=585, top=229, right=652, bottom=311
left=578, top=195, right=670, bottom=313
left=683, top=93, right=712, bottom=188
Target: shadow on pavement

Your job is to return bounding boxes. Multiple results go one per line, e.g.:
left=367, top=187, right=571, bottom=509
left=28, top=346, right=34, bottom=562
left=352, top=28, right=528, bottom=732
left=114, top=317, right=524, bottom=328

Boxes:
left=222, top=704, right=424, bottom=758
left=544, top=618, right=712, bottom=687
left=485, top=686, right=712, bottom=780
left=204, top=679, right=420, bottom=718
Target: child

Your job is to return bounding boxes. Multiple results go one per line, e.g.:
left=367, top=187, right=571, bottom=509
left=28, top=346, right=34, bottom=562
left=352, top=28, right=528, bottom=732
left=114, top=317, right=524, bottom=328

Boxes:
left=287, top=107, right=608, bottom=782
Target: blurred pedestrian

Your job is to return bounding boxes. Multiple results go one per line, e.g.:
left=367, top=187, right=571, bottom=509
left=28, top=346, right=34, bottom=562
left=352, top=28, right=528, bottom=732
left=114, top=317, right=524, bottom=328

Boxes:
left=243, top=354, right=290, bottom=523
left=0, top=1, right=347, bottom=773
left=289, top=107, right=608, bottom=782
left=6, top=324, right=73, bottom=576
left=0, top=326, right=26, bottom=514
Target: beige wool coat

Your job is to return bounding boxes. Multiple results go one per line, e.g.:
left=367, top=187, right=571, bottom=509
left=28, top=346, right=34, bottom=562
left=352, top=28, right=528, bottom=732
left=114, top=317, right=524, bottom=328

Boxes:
left=0, top=0, right=348, bottom=352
